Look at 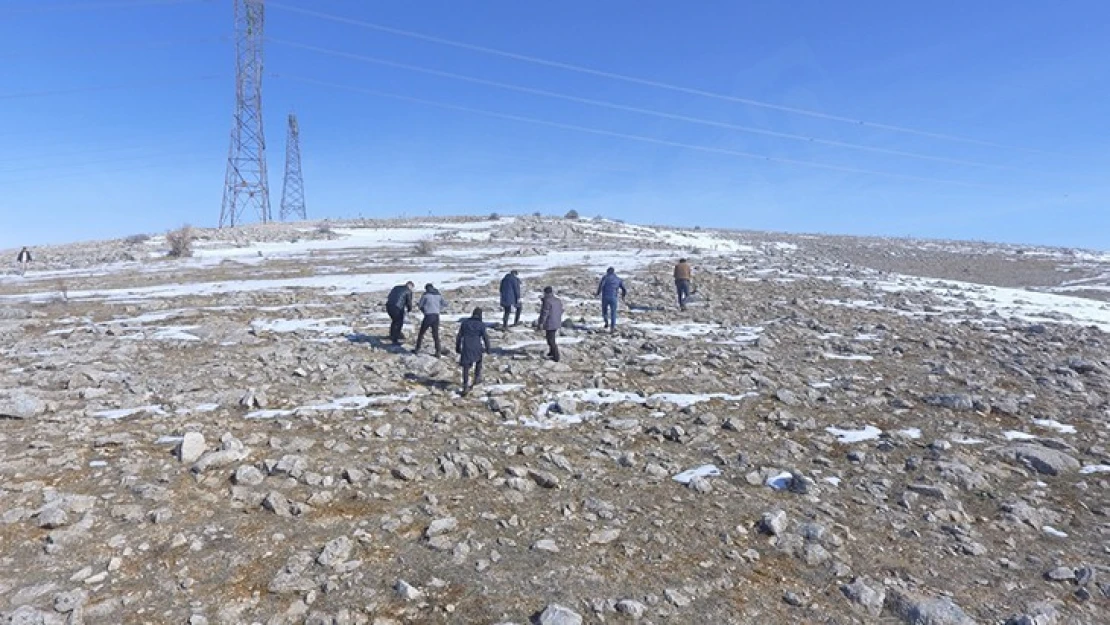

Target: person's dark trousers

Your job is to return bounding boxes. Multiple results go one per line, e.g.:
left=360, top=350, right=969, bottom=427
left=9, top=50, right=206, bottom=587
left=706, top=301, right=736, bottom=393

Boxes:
left=676, top=279, right=690, bottom=309
left=415, top=314, right=441, bottom=355
left=386, top=305, right=405, bottom=344
left=462, top=359, right=484, bottom=392
left=602, top=298, right=618, bottom=328
left=545, top=330, right=560, bottom=362
left=502, top=306, right=522, bottom=328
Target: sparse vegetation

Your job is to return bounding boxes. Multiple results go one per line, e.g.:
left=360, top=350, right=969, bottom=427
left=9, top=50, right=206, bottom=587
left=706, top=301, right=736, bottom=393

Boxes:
left=564, top=210, right=580, bottom=220
left=315, top=222, right=334, bottom=237
left=489, top=212, right=501, bottom=221
left=413, top=239, right=436, bottom=256
left=54, top=279, right=69, bottom=303
left=124, top=233, right=151, bottom=246
left=166, top=225, right=195, bottom=258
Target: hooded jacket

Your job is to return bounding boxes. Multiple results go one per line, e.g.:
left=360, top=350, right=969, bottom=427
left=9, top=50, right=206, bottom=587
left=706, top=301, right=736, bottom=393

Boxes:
left=17, top=249, right=31, bottom=263
left=418, top=288, right=447, bottom=315
left=597, top=273, right=626, bottom=301
left=499, top=273, right=522, bottom=308
left=386, top=285, right=413, bottom=312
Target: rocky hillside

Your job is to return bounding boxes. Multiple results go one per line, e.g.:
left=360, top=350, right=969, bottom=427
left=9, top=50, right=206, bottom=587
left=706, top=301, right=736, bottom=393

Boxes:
left=0, top=217, right=1108, bottom=624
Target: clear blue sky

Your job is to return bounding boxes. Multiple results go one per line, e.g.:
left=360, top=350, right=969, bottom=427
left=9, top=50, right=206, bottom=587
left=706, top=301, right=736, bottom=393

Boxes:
left=2, top=0, right=1108, bottom=250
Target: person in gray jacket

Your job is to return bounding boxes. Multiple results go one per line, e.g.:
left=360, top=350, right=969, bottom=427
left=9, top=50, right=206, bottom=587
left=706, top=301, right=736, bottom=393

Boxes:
left=536, top=286, right=564, bottom=362
left=414, top=283, right=447, bottom=356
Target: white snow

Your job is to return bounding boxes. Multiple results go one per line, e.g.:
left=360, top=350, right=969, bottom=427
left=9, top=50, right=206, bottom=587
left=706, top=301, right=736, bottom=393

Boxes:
left=503, top=337, right=584, bottom=351
left=765, top=471, right=793, bottom=490
left=823, top=476, right=842, bottom=487
left=1079, top=464, right=1110, bottom=474
left=88, top=460, right=108, bottom=468
left=1032, top=419, right=1077, bottom=434
left=155, top=435, right=184, bottom=445
left=896, top=428, right=922, bottom=439
left=514, top=413, right=590, bottom=429
left=823, top=353, right=875, bottom=361
left=250, top=318, right=352, bottom=335
left=825, top=425, right=883, bottom=443
left=558, top=388, right=755, bottom=409
left=91, top=405, right=166, bottom=420
left=1042, top=526, right=1068, bottom=538
left=847, top=274, right=1110, bottom=332
left=672, top=465, right=721, bottom=484
left=1003, top=431, right=1038, bottom=441
left=950, top=436, right=986, bottom=445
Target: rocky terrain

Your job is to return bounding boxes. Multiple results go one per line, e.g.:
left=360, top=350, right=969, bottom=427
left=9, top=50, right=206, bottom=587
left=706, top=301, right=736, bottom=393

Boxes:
left=0, top=216, right=1108, bottom=624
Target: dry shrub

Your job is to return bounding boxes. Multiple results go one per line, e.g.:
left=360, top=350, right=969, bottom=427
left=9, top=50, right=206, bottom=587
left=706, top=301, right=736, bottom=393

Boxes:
left=166, top=225, right=194, bottom=258
left=413, top=239, right=435, bottom=256
left=564, top=209, right=580, bottom=220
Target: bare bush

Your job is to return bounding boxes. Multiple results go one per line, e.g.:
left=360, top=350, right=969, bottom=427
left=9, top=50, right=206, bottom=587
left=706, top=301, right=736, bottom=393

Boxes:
left=166, top=225, right=195, bottom=258
left=564, top=210, right=580, bottom=220
left=413, top=239, right=436, bottom=256
left=489, top=212, right=501, bottom=221
left=124, top=233, right=151, bottom=246
left=533, top=211, right=542, bottom=218
left=315, top=223, right=334, bottom=237
left=55, top=279, right=69, bottom=303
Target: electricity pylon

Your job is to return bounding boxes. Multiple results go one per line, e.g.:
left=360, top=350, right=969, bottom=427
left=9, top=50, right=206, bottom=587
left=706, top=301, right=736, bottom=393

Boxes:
left=220, top=0, right=270, bottom=227
left=280, top=113, right=307, bottom=221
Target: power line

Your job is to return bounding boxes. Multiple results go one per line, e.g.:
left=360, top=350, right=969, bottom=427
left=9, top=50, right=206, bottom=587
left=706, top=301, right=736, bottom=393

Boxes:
left=267, top=2, right=1048, bottom=154
left=0, top=36, right=228, bottom=60
left=0, top=149, right=211, bottom=176
left=0, top=155, right=213, bottom=186
left=274, top=74, right=1000, bottom=189
left=0, top=75, right=224, bottom=100
left=0, top=0, right=209, bottom=18
left=272, top=38, right=1033, bottom=173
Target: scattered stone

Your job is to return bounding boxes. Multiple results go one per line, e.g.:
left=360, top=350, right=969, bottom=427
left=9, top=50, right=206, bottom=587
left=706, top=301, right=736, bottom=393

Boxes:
left=760, top=510, right=788, bottom=536
left=885, top=588, right=975, bottom=625
left=841, top=578, right=885, bottom=617
left=538, top=604, right=582, bottom=625
left=176, top=432, right=206, bottom=464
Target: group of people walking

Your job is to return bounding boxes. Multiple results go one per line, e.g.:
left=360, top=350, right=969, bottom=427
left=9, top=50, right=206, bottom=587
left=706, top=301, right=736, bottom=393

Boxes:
left=382, top=260, right=695, bottom=394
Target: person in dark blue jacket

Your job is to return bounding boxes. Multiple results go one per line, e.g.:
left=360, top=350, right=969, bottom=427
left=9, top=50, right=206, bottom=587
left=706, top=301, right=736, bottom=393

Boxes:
left=455, top=307, right=491, bottom=395
left=385, top=282, right=414, bottom=345
left=499, top=270, right=522, bottom=329
left=596, top=267, right=627, bottom=331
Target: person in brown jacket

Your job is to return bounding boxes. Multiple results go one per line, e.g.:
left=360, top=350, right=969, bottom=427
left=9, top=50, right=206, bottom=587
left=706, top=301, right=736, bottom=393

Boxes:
left=674, top=258, right=693, bottom=311
left=536, top=286, right=564, bottom=362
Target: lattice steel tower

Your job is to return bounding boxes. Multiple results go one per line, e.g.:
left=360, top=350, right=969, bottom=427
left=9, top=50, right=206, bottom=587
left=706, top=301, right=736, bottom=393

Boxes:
left=280, top=113, right=307, bottom=221
left=220, top=0, right=270, bottom=227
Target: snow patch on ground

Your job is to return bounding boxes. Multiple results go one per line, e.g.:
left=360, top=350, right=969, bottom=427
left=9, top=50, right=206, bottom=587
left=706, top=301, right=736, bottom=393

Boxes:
left=672, top=465, right=721, bottom=484
left=826, top=425, right=882, bottom=443
left=1032, top=418, right=1077, bottom=434
left=91, top=405, right=167, bottom=420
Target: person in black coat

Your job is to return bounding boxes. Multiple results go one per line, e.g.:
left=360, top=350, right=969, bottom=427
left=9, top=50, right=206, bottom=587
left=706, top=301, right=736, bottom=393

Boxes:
left=499, top=270, right=522, bottom=329
left=456, top=307, right=491, bottom=395
left=385, top=282, right=414, bottom=345
left=17, top=247, right=31, bottom=277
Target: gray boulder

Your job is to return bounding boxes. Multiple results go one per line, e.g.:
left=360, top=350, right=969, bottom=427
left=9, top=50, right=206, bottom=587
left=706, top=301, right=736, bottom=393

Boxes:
left=1002, top=444, right=1081, bottom=476
left=885, top=589, right=975, bottom=625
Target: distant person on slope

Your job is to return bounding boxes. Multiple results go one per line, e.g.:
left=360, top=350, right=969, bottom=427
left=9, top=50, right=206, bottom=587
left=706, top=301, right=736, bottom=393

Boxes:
left=456, top=307, right=491, bottom=395
left=499, top=270, right=523, bottom=329
left=16, top=247, right=32, bottom=277
left=536, top=286, right=564, bottom=362
left=385, top=281, right=414, bottom=345
left=596, top=267, right=627, bottom=332
left=674, top=258, right=693, bottom=311
left=414, top=283, right=447, bottom=356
